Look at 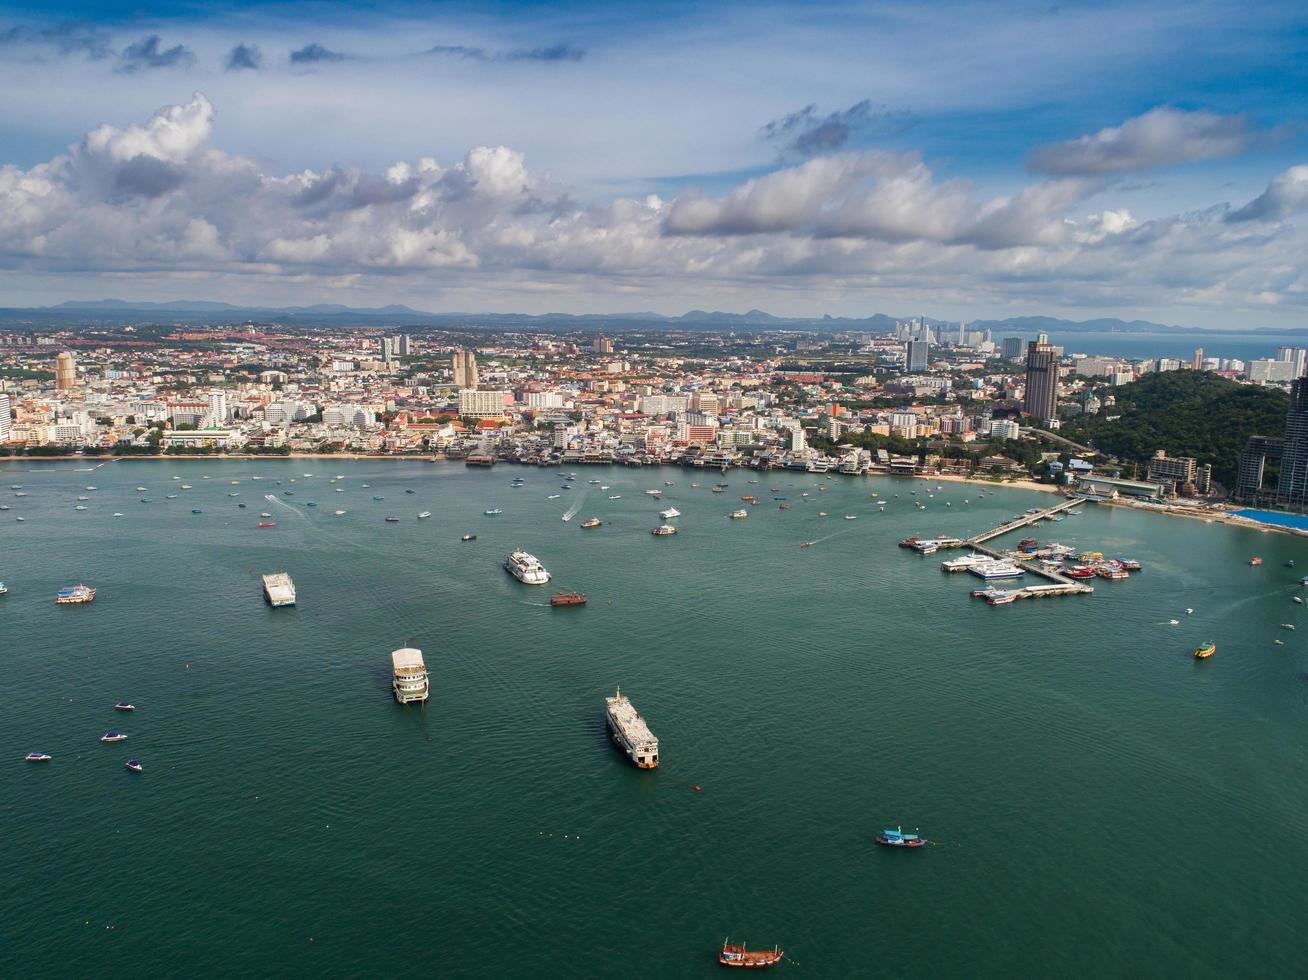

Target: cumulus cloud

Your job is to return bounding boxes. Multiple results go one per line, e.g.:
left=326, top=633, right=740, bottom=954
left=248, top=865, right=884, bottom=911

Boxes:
left=426, top=42, right=584, bottom=62
left=1029, top=106, right=1255, bottom=175
left=1227, top=165, right=1308, bottom=222
left=762, top=100, right=915, bottom=159
left=0, top=21, right=112, bottom=59
left=224, top=43, right=262, bottom=72
left=117, top=35, right=195, bottom=73
left=1, top=94, right=1306, bottom=320
left=289, top=42, right=347, bottom=64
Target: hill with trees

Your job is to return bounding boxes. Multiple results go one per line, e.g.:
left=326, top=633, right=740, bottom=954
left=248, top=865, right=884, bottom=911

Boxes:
left=1060, top=371, right=1286, bottom=488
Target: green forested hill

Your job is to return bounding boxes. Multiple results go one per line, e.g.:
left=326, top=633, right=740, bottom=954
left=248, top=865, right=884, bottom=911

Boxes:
left=1061, top=371, right=1286, bottom=487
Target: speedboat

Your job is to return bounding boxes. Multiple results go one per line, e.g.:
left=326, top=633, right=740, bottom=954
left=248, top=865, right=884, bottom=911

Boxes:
left=1282, top=623, right=1296, bottom=631
left=77, top=495, right=89, bottom=501
left=75, top=505, right=87, bottom=511
left=609, top=495, right=621, bottom=500
left=844, top=515, right=858, bottom=520
left=600, top=485, right=610, bottom=490
left=334, top=510, right=346, bottom=516
left=876, top=826, right=926, bottom=848
left=260, top=512, right=271, bottom=518
left=384, top=516, right=401, bottom=522
left=25, top=752, right=52, bottom=762
left=373, top=495, right=384, bottom=501
left=405, top=489, right=416, bottom=494
left=125, top=759, right=143, bottom=772
left=548, top=494, right=561, bottom=500
left=115, top=702, right=135, bottom=711
left=191, top=508, right=202, bottom=514
left=136, top=486, right=149, bottom=492
left=484, top=508, right=503, bottom=516
left=100, top=731, right=128, bottom=743
left=462, top=534, right=477, bottom=541
left=418, top=511, right=432, bottom=519
left=258, top=521, right=276, bottom=528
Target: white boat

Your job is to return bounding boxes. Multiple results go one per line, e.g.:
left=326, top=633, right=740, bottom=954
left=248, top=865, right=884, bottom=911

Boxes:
left=659, top=507, right=681, bottom=519
left=728, top=509, right=748, bottom=519
left=418, top=511, right=432, bottom=519
left=605, top=688, right=659, bottom=768
left=651, top=525, right=677, bottom=536
left=548, top=494, right=561, bottom=499
left=0, top=582, right=7, bottom=595
left=608, top=495, right=622, bottom=500
left=504, top=551, right=550, bottom=584
left=600, top=485, right=610, bottom=490
left=844, top=515, right=858, bottom=520
left=75, top=505, right=87, bottom=511
left=644, top=489, right=663, bottom=497
left=100, top=732, right=128, bottom=743
left=484, top=508, right=503, bottom=515
left=262, top=572, right=296, bottom=607
left=391, top=647, right=430, bottom=704
left=334, top=510, right=346, bottom=516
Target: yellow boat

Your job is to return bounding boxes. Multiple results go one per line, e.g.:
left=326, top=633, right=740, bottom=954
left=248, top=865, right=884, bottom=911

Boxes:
left=1193, top=641, right=1216, bottom=660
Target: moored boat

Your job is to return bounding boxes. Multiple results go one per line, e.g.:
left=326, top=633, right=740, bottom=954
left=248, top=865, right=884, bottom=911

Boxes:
left=719, top=940, right=784, bottom=969
left=125, top=759, right=143, bottom=772
left=115, top=702, right=135, bottom=711
left=729, top=509, right=748, bottom=519
left=651, top=524, right=678, bottom=535
left=605, top=688, right=658, bottom=768
left=25, top=752, right=52, bottom=762
left=100, top=731, right=128, bottom=743
left=391, top=647, right=430, bottom=703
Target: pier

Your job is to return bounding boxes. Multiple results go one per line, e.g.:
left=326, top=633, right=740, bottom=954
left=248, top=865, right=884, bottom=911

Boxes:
left=964, top=498, right=1084, bottom=546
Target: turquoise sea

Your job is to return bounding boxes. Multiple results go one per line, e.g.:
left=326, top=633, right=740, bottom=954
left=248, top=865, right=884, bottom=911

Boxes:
left=3, top=459, right=1308, bottom=978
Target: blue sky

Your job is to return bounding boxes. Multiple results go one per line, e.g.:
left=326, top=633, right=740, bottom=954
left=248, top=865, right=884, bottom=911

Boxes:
left=0, top=0, right=1306, bottom=325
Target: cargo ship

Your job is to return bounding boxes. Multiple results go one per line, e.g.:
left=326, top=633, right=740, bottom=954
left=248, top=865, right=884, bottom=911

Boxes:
left=261, top=572, right=296, bottom=607
left=605, top=688, right=659, bottom=768
left=504, top=551, right=550, bottom=584
left=391, top=647, right=430, bottom=703
left=55, top=584, right=96, bottom=604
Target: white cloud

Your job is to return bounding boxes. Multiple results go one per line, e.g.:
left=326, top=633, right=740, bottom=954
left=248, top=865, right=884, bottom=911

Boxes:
left=1, top=94, right=1307, bottom=326
left=1029, top=107, right=1255, bottom=175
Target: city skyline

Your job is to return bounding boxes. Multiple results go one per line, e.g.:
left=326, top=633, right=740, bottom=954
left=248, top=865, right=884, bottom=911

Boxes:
left=0, top=1, right=1306, bottom=326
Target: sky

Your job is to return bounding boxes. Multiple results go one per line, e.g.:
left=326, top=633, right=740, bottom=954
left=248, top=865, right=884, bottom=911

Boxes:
left=0, top=0, right=1306, bottom=326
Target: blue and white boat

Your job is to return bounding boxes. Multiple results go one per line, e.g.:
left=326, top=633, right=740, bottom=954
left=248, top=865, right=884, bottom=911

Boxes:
left=876, top=826, right=926, bottom=848
left=25, top=752, right=52, bottom=762
left=100, top=731, right=128, bottom=743
left=125, top=759, right=143, bottom=772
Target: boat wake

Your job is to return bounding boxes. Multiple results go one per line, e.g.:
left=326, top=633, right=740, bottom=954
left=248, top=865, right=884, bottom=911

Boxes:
left=263, top=493, right=311, bottom=522
left=562, top=491, right=587, bottom=522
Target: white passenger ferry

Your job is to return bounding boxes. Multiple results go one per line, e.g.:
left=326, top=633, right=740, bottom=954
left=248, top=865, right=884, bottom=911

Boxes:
left=504, top=551, right=551, bottom=584
left=261, top=572, right=297, bottom=606
left=391, top=647, right=430, bottom=704
left=605, top=688, right=659, bottom=768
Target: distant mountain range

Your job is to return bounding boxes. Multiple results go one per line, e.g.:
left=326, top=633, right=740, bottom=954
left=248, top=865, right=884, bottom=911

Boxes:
left=0, top=299, right=1299, bottom=335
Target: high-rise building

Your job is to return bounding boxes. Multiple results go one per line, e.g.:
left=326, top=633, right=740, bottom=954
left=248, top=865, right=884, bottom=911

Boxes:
left=594, top=336, right=614, bottom=355
left=1146, top=450, right=1211, bottom=496
left=458, top=388, right=506, bottom=418
left=1022, top=339, right=1058, bottom=422
left=0, top=392, right=11, bottom=442
left=1236, top=435, right=1283, bottom=501
left=1276, top=346, right=1307, bottom=378
left=905, top=340, right=929, bottom=372
left=1191, top=348, right=1204, bottom=371
left=207, top=392, right=229, bottom=424
left=1001, top=337, right=1025, bottom=362
left=1277, top=378, right=1308, bottom=508
left=55, top=351, right=77, bottom=390
left=452, top=351, right=479, bottom=388
left=396, top=334, right=411, bottom=356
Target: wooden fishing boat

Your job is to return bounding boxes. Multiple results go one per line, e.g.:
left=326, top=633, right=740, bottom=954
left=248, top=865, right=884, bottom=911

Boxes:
left=1193, top=641, right=1216, bottom=660
left=550, top=591, right=587, bottom=607
left=719, top=939, right=783, bottom=969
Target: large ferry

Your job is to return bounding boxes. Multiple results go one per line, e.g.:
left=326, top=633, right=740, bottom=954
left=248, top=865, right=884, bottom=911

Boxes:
left=391, top=647, right=430, bottom=703
left=605, top=688, right=659, bottom=768
left=55, top=584, right=96, bottom=604
left=504, top=551, right=551, bottom=584
left=261, top=573, right=296, bottom=607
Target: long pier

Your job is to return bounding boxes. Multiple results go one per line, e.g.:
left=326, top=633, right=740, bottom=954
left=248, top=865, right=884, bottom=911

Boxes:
left=914, top=497, right=1094, bottom=597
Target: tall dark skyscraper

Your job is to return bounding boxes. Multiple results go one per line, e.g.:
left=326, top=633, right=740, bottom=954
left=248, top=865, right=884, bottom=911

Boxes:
left=905, top=339, right=929, bottom=372
left=1022, top=336, right=1058, bottom=422
left=1001, top=337, right=1025, bottom=361
left=1277, top=378, right=1308, bottom=507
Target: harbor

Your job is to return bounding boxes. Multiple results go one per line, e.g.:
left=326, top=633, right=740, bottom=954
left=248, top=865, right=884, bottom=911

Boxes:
left=5, top=459, right=1308, bottom=978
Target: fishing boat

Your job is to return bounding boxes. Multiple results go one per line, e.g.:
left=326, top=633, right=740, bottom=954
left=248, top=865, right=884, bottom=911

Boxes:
left=1249, top=557, right=1264, bottom=566
left=25, top=752, right=52, bottom=762
left=56, top=584, right=96, bottom=604
left=876, top=826, right=927, bottom=848
left=100, top=732, right=128, bottom=743
left=651, top=524, right=678, bottom=536
left=115, top=702, right=135, bottom=711
left=580, top=518, right=602, bottom=528
left=462, top=534, right=477, bottom=541
left=719, top=940, right=784, bottom=969
left=125, top=759, right=143, bottom=772
left=550, top=591, right=587, bottom=607
left=418, top=511, right=432, bottom=519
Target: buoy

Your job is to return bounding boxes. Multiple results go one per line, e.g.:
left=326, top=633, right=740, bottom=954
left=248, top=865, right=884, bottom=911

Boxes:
left=693, top=785, right=701, bottom=791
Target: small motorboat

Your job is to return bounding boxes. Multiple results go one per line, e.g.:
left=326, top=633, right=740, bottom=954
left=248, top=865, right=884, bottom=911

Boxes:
left=719, top=940, right=784, bottom=969
left=77, top=495, right=89, bottom=501
left=800, top=542, right=813, bottom=549
left=238, top=503, right=246, bottom=509
left=228, top=492, right=239, bottom=497
left=819, top=512, right=827, bottom=517
left=180, top=484, right=193, bottom=490
left=115, top=702, right=135, bottom=711
left=1194, top=641, right=1216, bottom=659
left=306, top=501, right=317, bottom=508
left=1289, top=560, right=1297, bottom=568
left=25, top=752, right=52, bottom=762
left=125, top=759, right=143, bottom=772
left=260, top=512, right=272, bottom=518
left=191, top=508, right=203, bottom=514
left=844, top=515, right=857, bottom=520
left=334, top=510, right=346, bottom=516
left=548, top=494, right=561, bottom=500
left=335, top=487, right=344, bottom=492
left=580, top=518, right=602, bottom=528
left=258, top=521, right=276, bottom=528
left=462, top=534, right=477, bottom=541
left=550, top=591, right=587, bottom=607
left=362, top=484, right=370, bottom=488
left=75, top=505, right=87, bottom=511
left=373, top=495, right=384, bottom=501
left=405, top=489, right=416, bottom=494
left=1282, top=623, right=1296, bottom=631
left=418, top=511, right=432, bottom=519
left=877, top=826, right=926, bottom=847
left=384, top=516, right=401, bottom=523
left=1168, top=619, right=1180, bottom=625
left=608, top=495, right=622, bottom=500
left=484, top=509, right=503, bottom=516
left=1249, top=557, right=1264, bottom=566
left=136, top=486, right=148, bottom=492
left=283, top=490, right=295, bottom=496
left=100, top=731, right=128, bottom=743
